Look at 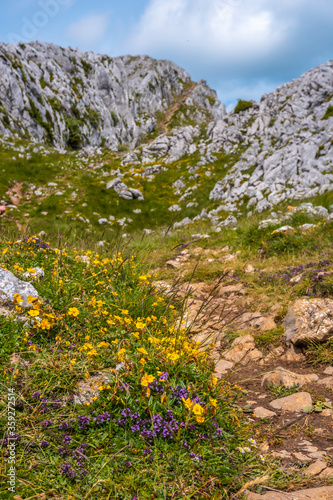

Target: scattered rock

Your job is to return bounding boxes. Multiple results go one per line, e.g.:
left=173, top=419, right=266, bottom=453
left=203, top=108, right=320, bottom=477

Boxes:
left=293, top=452, right=310, bottom=461
left=245, top=264, right=255, bottom=273
left=262, top=367, right=318, bottom=389
left=284, top=298, right=333, bottom=345
left=214, top=359, right=234, bottom=376
left=244, top=486, right=333, bottom=499
left=305, top=460, right=328, bottom=477
left=253, top=407, right=276, bottom=419
left=317, top=377, right=333, bottom=389
left=280, top=344, right=305, bottom=362
left=0, top=268, right=39, bottom=307
left=324, top=366, right=333, bottom=375
left=270, top=392, right=312, bottom=412
left=223, top=335, right=263, bottom=365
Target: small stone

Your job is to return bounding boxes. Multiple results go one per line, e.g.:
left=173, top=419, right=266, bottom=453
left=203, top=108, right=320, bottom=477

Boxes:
left=324, top=367, right=333, bottom=375
left=223, top=335, right=263, bottom=365
left=270, top=392, right=312, bottom=412
left=214, top=359, right=234, bottom=376
left=321, top=409, right=332, bottom=417
left=305, top=460, right=327, bottom=477
left=317, top=377, right=333, bottom=389
left=262, top=367, right=318, bottom=389
left=293, top=452, right=310, bottom=461
left=253, top=407, right=276, bottom=419
left=245, top=264, right=255, bottom=273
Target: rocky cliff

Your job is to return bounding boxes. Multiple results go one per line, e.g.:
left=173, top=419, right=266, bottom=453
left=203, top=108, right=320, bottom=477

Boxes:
left=0, top=41, right=224, bottom=150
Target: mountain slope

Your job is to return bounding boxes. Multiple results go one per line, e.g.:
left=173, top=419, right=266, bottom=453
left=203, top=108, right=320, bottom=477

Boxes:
left=0, top=41, right=224, bottom=150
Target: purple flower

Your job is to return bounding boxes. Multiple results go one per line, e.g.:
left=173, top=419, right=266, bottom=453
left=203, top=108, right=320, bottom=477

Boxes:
left=61, top=463, right=76, bottom=477
left=41, top=439, right=49, bottom=448
left=159, top=372, right=169, bottom=381
left=63, top=436, right=71, bottom=445
left=124, top=461, right=131, bottom=467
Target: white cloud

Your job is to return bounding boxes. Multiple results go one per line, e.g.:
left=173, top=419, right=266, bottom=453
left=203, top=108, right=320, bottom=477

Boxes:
left=126, top=0, right=290, bottom=65
left=66, top=12, right=110, bottom=46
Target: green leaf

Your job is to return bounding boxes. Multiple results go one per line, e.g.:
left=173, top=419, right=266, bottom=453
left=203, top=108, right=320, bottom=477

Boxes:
left=301, top=406, right=313, bottom=413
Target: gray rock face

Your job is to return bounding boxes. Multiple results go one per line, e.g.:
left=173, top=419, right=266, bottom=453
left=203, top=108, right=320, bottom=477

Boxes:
left=0, top=42, right=223, bottom=151
left=284, top=298, right=333, bottom=345
left=208, top=61, right=333, bottom=210
left=0, top=268, right=39, bottom=307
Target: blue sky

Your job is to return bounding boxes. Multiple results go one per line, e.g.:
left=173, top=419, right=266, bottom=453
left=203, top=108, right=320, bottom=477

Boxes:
left=1, top=0, right=333, bottom=109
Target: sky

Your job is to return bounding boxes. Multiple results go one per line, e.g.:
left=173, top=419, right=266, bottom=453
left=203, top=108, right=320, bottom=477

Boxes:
left=1, top=0, right=332, bottom=110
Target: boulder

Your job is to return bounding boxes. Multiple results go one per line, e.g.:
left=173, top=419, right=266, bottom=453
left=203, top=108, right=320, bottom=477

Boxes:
left=270, top=392, right=312, bottom=412
left=223, top=335, right=263, bottom=364
left=284, top=298, right=333, bottom=345
left=0, top=268, right=38, bottom=307
left=262, top=367, right=318, bottom=389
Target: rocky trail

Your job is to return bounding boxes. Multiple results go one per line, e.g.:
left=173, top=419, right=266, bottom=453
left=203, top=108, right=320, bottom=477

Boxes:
left=156, top=246, right=333, bottom=498
left=159, top=81, right=197, bottom=134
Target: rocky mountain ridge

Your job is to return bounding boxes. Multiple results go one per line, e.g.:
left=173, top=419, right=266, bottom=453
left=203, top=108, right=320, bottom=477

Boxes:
left=0, top=41, right=332, bottom=221
left=0, top=41, right=224, bottom=150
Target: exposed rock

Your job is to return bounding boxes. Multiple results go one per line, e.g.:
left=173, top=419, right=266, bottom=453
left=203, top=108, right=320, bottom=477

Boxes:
left=0, top=267, right=38, bottom=307
left=270, top=392, right=312, bottom=412
left=280, top=344, right=305, bottom=362
left=245, top=264, right=255, bottom=273
left=253, top=407, right=276, bottom=419
left=223, top=335, right=263, bottom=365
left=305, top=460, right=328, bottom=477
left=214, top=359, right=234, bottom=376
left=317, top=377, right=333, bottom=389
left=244, top=486, right=333, bottom=499
left=284, top=298, right=333, bottom=345
left=324, top=366, right=333, bottom=375
left=262, top=367, right=318, bottom=389
left=217, top=284, right=245, bottom=297
left=22, top=267, right=44, bottom=282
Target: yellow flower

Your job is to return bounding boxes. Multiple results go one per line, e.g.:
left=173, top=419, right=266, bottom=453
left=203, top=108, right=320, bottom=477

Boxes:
left=139, top=358, right=146, bottom=365
left=111, top=339, right=118, bottom=344
left=196, top=416, right=205, bottom=424
left=121, top=309, right=129, bottom=315
left=192, top=404, right=204, bottom=417
left=182, top=398, right=193, bottom=410
left=13, top=293, right=23, bottom=304
left=212, top=377, right=218, bottom=386
left=135, top=321, right=146, bottom=330
left=210, top=397, right=217, bottom=408
left=98, top=341, right=110, bottom=348
left=70, top=359, right=76, bottom=366
left=84, top=373, right=89, bottom=378
left=68, top=307, right=79, bottom=317
left=141, top=373, right=155, bottom=387
left=39, top=319, right=51, bottom=330
left=28, top=309, right=39, bottom=317
left=137, top=347, right=148, bottom=356
left=167, top=352, right=180, bottom=362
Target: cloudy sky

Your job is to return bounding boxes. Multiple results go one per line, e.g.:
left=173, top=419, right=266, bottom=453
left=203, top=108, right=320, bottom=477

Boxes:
left=1, top=0, right=332, bottom=109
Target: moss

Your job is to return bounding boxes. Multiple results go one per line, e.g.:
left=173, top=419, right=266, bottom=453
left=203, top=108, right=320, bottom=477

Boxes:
left=322, top=105, right=333, bottom=120
left=110, top=110, right=119, bottom=126
left=81, top=59, right=92, bottom=77
left=48, top=97, right=62, bottom=112
left=234, top=100, right=253, bottom=114
left=27, top=98, right=54, bottom=144
left=39, top=77, right=48, bottom=89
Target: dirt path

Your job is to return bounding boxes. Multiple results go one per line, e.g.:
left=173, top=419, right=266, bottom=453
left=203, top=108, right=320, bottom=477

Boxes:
left=7, top=182, right=23, bottom=206
left=157, top=247, right=333, bottom=498
left=160, top=81, right=197, bottom=134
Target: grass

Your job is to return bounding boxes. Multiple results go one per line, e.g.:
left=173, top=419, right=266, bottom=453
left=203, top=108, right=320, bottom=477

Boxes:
left=0, top=234, right=268, bottom=499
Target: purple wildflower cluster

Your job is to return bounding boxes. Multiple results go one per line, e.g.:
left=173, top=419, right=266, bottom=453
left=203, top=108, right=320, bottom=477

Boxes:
left=60, top=442, right=89, bottom=477
left=261, top=259, right=331, bottom=284
left=117, top=407, right=185, bottom=440
left=22, top=236, right=50, bottom=250
left=0, top=433, right=22, bottom=447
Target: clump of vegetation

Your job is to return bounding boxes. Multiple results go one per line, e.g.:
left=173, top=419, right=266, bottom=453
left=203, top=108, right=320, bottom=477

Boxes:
left=65, top=117, right=83, bottom=149
left=48, top=97, right=62, bottom=112
left=81, top=59, right=92, bottom=77
left=27, top=98, right=54, bottom=144
left=0, top=236, right=266, bottom=498
left=234, top=100, right=254, bottom=114
left=322, top=105, right=333, bottom=120
left=110, top=110, right=119, bottom=126
left=85, top=108, right=101, bottom=128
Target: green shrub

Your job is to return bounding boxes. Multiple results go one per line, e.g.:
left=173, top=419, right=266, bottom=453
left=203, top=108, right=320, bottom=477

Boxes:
left=86, top=108, right=101, bottom=128
left=110, top=110, right=119, bottom=125
left=65, top=117, right=82, bottom=149
left=234, top=99, right=253, bottom=114
left=81, top=59, right=92, bottom=76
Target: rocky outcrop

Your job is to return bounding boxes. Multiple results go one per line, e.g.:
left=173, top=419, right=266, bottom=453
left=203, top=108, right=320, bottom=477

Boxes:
left=209, top=61, right=333, bottom=210
left=284, top=298, right=333, bottom=345
left=0, top=42, right=223, bottom=150
left=0, top=267, right=38, bottom=307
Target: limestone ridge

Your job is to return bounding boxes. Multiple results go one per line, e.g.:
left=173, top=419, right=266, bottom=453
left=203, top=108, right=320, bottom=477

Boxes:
left=0, top=41, right=224, bottom=150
